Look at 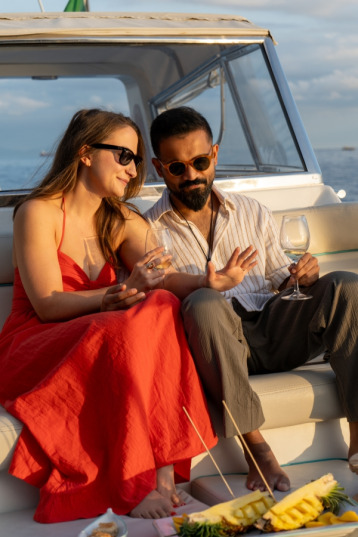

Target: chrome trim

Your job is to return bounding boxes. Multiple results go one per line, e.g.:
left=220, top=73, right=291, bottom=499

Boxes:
left=263, top=38, right=321, bottom=175
left=0, top=37, right=266, bottom=46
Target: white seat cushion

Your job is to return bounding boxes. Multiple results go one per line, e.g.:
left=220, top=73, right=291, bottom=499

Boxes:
left=250, top=362, right=342, bottom=430
left=0, top=406, right=23, bottom=471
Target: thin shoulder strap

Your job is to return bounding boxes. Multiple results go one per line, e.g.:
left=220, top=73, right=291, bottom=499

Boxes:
left=58, top=197, right=66, bottom=251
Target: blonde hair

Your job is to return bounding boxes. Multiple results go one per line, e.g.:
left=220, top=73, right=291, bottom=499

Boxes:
left=15, top=109, right=147, bottom=267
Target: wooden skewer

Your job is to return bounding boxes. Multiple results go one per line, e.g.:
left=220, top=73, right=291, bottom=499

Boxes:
left=182, top=406, right=235, bottom=499
left=222, top=400, right=277, bottom=502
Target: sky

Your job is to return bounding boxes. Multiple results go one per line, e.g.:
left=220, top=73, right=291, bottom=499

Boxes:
left=0, top=0, right=357, bottom=149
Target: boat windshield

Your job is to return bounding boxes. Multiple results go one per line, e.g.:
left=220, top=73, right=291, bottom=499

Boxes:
left=0, top=37, right=315, bottom=199
left=152, top=44, right=305, bottom=178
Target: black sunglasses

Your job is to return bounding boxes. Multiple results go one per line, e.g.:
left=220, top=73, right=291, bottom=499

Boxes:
left=159, top=149, right=214, bottom=177
left=90, top=143, right=143, bottom=169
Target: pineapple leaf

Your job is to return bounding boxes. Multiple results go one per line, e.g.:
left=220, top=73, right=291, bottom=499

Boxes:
left=178, top=519, right=243, bottom=537
left=322, top=484, right=354, bottom=515
left=178, top=520, right=224, bottom=536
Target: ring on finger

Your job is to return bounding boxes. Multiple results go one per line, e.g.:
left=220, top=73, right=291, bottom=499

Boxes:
left=146, top=261, right=155, bottom=270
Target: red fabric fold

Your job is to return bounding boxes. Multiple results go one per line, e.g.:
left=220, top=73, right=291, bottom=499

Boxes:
left=0, top=262, right=217, bottom=522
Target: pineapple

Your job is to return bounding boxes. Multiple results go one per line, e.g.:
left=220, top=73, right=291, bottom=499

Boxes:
left=255, top=473, right=352, bottom=532
left=174, top=489, right=275, bottom=536
left=305, top=510, right=358, bottom=527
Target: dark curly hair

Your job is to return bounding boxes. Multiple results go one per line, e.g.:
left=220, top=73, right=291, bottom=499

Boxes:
left=150, top=106, right=213, bottom=157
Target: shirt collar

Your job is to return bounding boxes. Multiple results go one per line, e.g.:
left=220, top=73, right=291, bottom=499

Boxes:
left=211, top=184, right=237, bottom=211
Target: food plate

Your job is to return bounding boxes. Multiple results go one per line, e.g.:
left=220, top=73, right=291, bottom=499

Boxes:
left=78, top=507, right=128, bottom=537
left=153, top=501, right=358, bottom=537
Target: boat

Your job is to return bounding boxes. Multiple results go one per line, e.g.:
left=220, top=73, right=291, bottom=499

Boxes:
left=0, top=11, right=358, bottom=537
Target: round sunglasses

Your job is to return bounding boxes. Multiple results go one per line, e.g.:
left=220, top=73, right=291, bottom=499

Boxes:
left=159, top=149, right=214, bottom=177
left=90, top=143, right=143, bottom=169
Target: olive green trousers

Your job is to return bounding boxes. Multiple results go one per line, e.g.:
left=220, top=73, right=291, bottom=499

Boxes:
left=181, top=271, right=358, bottom=437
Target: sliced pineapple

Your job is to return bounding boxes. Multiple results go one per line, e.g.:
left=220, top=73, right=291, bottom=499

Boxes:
left=255, top=473, right=352, bottom=532
left=305, top=510, right=358, bottom=527
left=174, top=489, right=275, bottom=536
left=338, top=511, right=358, bottom=522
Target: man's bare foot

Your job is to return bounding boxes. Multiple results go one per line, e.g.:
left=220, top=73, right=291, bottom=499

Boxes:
left=348, top=422, right=358, bottom=474
left=129, top=489, right=174, bottom=519
left=242, top=430, right=290, bottom=493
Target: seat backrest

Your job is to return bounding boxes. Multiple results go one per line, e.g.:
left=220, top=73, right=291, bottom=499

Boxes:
left=272, top=202, right=358, bottom=255
left=1, top=200, right=358, bottom=330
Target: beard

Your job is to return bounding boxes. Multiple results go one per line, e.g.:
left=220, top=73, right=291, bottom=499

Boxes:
left=169, top=178, right=213, bottom=211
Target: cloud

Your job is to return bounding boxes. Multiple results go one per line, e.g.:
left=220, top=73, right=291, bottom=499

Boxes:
left=2, top=0, right=358, bottom=148
left=290, top=69, right=358, bottom=105
left=190, top=0, right=358, bottom=19
left=0, top=93, right=49, bottom=115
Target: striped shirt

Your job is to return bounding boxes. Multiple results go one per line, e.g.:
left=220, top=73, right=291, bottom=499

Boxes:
left=144, top=186, right=290, bottom=311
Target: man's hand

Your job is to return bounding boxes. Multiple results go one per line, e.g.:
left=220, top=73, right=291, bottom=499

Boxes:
left=287, top=252, right=319, bottom=288
left=205, top=246, right=258, bottom=292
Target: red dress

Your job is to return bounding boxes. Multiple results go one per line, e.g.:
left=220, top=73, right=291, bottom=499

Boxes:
left=0, top=207, right=217, bottom=523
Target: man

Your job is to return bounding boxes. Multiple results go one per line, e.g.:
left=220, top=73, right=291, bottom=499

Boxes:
left=145, top=106, right=358, bottom=492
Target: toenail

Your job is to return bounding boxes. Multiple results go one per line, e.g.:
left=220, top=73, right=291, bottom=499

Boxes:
left=171, top=511, right=177, bottom=516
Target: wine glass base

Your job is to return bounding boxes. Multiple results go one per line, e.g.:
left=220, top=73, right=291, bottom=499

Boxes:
left=281, top=293, right=312, bottom=301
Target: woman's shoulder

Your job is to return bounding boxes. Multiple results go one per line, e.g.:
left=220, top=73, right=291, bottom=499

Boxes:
left=14, top=196, right=63, bottom=226
left=115, top=203, right=148, bottom=247
left=120, top=202, right=144, bottom=219
left=118, top=203, right=148, bottom=228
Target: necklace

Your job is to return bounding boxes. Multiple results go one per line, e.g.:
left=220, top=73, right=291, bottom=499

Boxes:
left=170, top=194, right=215, bottom=267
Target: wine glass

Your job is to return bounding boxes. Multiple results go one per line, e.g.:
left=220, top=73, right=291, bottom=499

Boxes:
left=280, top=215, right=312, bottom=301
left=145, top=227, right=174, bottom=269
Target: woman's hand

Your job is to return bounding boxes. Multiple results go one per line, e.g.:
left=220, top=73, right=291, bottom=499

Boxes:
left=101, top=283, right=146, bottom=311
left=205, top=246, right=258, bottom=292
left=287, top=252, right=319, bottom=288
left=123, top=247, right=172, bottom=293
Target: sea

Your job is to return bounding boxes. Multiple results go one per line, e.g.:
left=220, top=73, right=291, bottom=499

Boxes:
left=0, top=148, right=357, bottom=202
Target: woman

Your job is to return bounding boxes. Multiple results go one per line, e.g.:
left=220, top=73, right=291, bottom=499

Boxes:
left=0, top=109, right=257, bottom=523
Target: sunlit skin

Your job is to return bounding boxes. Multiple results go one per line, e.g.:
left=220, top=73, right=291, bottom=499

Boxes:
left=12, top=124, right=264, bottom=519
left=153, top=129, right=292, bottom=493
left=153, top=129, right=358, bottom=485
left=79, top=125, right=139, bottom=200
left=12, top=125, right=155, bottom=322
left=348, top=423, right=358, bottom=474
left=12, top=126, right=184, bottom=520
left=152, top=129, right=217, bottom=216
left=153, top=129, right=319, bottom=290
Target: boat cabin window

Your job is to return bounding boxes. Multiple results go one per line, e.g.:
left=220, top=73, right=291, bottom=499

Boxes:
left=152, top=44, right=305, bottom=178
left=0, top=39, right=313, bottom=202
left=0, top=77, right=129, bottom=194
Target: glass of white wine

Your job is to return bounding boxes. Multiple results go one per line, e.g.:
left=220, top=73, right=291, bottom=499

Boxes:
left=280, top=215, right=312, bottom=301
left=145, top=227, right=174, bottom=269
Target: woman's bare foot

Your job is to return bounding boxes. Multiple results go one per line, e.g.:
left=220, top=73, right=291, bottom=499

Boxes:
left=242, top=430, right=290, bottom=493
left=129, top=465, right=184, bottom=519
left=129, top=489, right=174, bottom=519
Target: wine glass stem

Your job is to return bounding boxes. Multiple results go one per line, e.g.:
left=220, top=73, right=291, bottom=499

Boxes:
left=293, top=276, right=300, bottom=296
